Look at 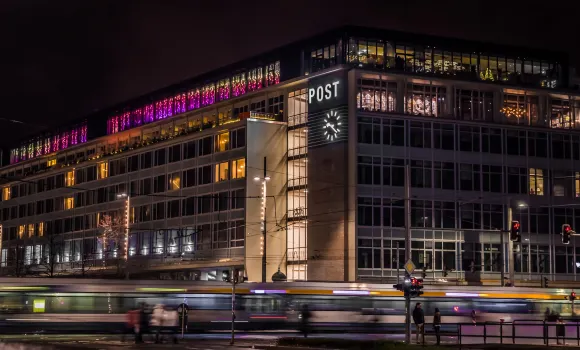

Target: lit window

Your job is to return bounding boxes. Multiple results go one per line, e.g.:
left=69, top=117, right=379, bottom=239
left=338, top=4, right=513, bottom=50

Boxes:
left=529, top=168, right=544, bottom=196
left=215, top=162, right=229, bottom=182
left=216, top=132, right=230, bottom=152
left=576, top=173, right=580, bottom=198
left=231, top=158, right=246, bottom=179
left=168, top=172, right=181, bottom=190
left=27, top=224, right=34, bottom=238
left=38, top=222, right=45, bottom=237
left=65, top=170, right=75, bottom=187
left=18, top=225, right=25, bottom=239
left=47, top=159, right=56, bottom=167
left=97, top=162, right=108, bottom=179
left=2, top=187, right=10, bottom=201
left=64, top=196, right=75, bottom=210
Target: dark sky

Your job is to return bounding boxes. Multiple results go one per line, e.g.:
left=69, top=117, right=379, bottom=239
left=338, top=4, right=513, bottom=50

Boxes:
left=1, top=0, right=579, bottom=150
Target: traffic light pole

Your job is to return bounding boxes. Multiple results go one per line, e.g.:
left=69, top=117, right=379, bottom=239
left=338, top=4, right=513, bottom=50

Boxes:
left=404, top=165, right=412, bottom=344
left=508, top=205, right=515, bottom=286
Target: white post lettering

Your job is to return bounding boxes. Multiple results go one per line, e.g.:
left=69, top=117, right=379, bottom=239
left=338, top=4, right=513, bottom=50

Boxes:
left=332, top=81, right=340, bottom=97
left=324, top=83, right=332, bottom=100
left=316, top=86, right=323, bottom=102
left=308, top=88, right=315, bottom=104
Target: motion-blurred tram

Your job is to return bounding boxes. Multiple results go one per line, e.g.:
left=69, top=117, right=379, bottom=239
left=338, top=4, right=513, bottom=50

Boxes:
left=0, top=278, right=574, bottom=333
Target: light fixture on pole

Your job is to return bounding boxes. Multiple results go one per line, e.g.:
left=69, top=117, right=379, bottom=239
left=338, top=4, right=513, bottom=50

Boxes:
left=117, top=193, right=130, bottom=261
left=254, top=157, right=270, bottom=283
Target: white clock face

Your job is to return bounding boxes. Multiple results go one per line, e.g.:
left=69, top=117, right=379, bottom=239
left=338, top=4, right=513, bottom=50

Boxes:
left=323, top=110, right=341, bottom=141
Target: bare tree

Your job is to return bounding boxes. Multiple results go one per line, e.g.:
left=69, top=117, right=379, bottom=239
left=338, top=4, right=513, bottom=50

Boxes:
left=33, top=234, right=64, bottom=277
left=98, top=214, right=126, bottom=277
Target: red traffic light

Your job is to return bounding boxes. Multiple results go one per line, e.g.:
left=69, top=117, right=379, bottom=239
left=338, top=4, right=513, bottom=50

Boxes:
left=512, top=221, right=520, bottom=230
left=572, top=292, right=576, bottom=298
left=564, top=225, right=572, bottom=233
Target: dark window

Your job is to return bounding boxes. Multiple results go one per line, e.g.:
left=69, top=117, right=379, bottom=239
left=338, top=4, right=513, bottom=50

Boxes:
left=182, top=197, right=195, bottom=216
left=55, top=174, right=64, bottom=188
left=198, top=165, right=212, bottom=185
left=214, top=192, right=229, bottom=212
left=153, top=175, right=166, bottom=193
left=128, top=155, right=139, bottom=172
left=183, top=168, right=196, bottom=187
left=153, top=202, right=165, bottom=220
left=169, top=144, right=181, bottom=163
left=231, top=128, right=246, bottom=149
left=167, top=200, right=180, bottom=218
left=140, top=152, right=152, bottom=169
left=141, top=178, right=152, bottom=195
left=184, top=141, right=196, bottom=159
left=76, top=168, right=86, bottom=184
left=200, top=136, right=213, bottom=156
left=197, top=196, right=213, bottom=214
left=86, top=166, right=96, bottom=182
left=154, top=148, right=166, bottom=166
left=231, top=189, right=245, bottom=209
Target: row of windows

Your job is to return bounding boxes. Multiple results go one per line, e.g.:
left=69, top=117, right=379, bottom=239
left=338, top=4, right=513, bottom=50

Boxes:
left=346, top=38, right=560, bottom=88
left=1, top=128, right=246, bottom=201
left=2, top=190, right=245, bottom=240
left=0, top=159, right=246, bottom=221
left=357, top=240, right=560, bottom=274
left=359, top=117, right=580, bottom=160
left=358, top=197, right=580, bottom=236
left=358, top=157, right=568, bottom=196
left=358, top=80, right=580, bottom=131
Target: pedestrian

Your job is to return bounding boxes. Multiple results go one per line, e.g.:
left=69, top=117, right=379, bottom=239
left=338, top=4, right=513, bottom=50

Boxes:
left=300, top=304, right=312, bottom=338
left=150, top=304, right=165, bottom=343
left=136, top=303, right=149, bottom=344
left=471, top=309, right=476, bottom=325
left=163, top=305, right=179, bottom=344
left=433, top=307, right=441, bottom=345
left=412, top=302, right=425, bottom=345
left=122, top=308, right=137, bottom=342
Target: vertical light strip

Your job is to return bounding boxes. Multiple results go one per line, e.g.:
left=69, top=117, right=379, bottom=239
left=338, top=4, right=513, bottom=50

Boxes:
left=0, top=224, right=3, bottom=267
left=124, top=196, right=130, bottom=261
left=260, top=181, right=266, bottom=256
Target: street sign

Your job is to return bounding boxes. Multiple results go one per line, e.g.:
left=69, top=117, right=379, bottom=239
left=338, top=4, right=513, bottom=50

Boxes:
left=404, top=259, right=416, bottom=275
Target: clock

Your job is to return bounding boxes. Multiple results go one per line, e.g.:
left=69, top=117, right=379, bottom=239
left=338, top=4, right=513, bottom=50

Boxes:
left=322, top=110, right=341, bottom=141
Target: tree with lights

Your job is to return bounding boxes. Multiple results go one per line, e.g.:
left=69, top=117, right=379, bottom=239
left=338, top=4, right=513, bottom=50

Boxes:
left=98, top=214, right=127, bottom=278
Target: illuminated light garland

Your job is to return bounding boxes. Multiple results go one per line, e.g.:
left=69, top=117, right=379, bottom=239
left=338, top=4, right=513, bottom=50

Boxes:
left=500, top=106, right=526, bottom=119
left=248, top=68, right=263, bottom=92
left=232, top=73, right=246, bottom=97
left=61, top=131, right=69, bottom=149
left=132, top=107, right=143, bottom=126
left=201, top=84, right=215, bottom=106
left=175, top=93, right=187, bottom=114
left=121, top=111, right=131, bottom=131
left=70, top=128, right=78, bottom=145
left=218, top=79, right=230, bottom=101
left=80, top=125, right=87, bottom=143
left=187, top=89, right=201, bottom=110
left=35, top=139, right=42, bottom=157
left=144, top=104, right=154, bottom=123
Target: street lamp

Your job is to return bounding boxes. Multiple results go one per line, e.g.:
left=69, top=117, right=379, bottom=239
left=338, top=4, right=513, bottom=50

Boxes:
left=254, top=157, right=270, bottom=283
left=117, top=193, right=130, bottom=261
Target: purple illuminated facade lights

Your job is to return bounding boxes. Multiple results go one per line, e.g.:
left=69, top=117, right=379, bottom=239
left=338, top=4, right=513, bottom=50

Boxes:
left=105, top=61, right=281, bottom=135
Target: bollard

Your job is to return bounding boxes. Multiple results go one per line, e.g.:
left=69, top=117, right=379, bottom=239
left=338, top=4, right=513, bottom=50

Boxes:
left=484, top=323, right=487, bottom=344
left=500, top=319, right=504, bottom=344
left=577, top=323, right=579, bottom=346
left=512, top=322, right=515, bottom=344
left=458, top=324, right=462, bottom=349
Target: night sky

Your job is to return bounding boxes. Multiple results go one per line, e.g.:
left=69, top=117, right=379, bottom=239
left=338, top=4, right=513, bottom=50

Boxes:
left=1, top=0, right=579, bottom=150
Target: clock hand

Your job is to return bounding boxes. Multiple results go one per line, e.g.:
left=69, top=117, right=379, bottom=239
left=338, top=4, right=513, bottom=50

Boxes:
left=330, top=125, right=337, bottom=132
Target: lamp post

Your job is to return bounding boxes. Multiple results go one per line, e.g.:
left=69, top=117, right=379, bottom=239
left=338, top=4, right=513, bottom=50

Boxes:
left=254, top=157, right=270, bottom=283
left=117, top=193, right=130, bottom=262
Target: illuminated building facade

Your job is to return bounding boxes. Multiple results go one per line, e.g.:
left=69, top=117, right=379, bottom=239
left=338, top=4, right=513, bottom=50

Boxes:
left=0, top=26, right=579, bottom=283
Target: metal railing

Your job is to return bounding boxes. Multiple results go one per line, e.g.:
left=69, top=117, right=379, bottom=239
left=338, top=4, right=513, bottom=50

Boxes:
left=457, top=319, right=580, bottom=347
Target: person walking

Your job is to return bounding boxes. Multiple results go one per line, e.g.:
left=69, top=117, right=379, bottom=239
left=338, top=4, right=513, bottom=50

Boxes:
left=433, top=308, right=441, bottom=345
left=150, top=304, right=165, bottom=343
left=412, top=302, right=425, bottom=345
left=300, top=304, right=312, bottom=338
left=163, top=305, right=179, bottom=344
left=556, top=315, right=566, bottom=345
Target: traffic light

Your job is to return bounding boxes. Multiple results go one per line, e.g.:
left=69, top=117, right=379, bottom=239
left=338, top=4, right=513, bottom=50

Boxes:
left=571, top=291, right=576, bottom=302
left=413, top=278, right=424, bottom=297
left=562, top=224, right=574, bottom=245
left=469, top=260, right=475, bottom=273
left=542, top=277, right=549, bottom=288
left=510, top=221, right=521, bottom=242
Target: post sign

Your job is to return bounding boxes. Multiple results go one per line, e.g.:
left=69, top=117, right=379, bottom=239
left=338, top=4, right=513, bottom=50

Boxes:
left=307, top=70, right=348, bottom=114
